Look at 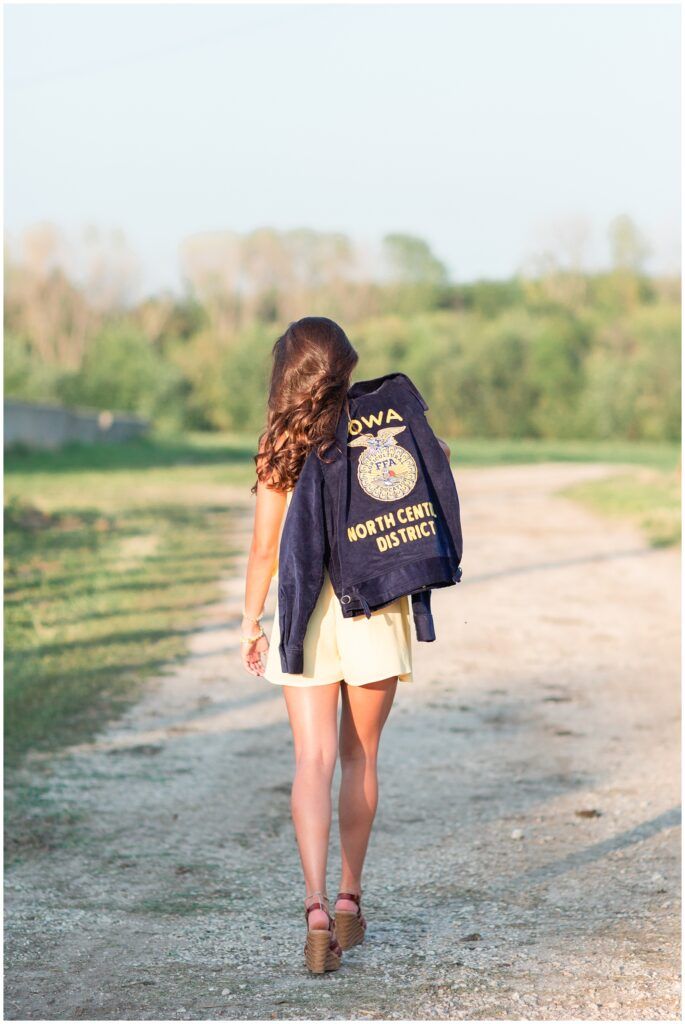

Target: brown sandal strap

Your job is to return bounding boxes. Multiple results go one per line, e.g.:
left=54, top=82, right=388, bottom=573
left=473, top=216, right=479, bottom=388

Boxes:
left=305, top=905, right=333, bottom=927
left=305, top=896, right=335, bottom=931
left=336, top=891, right=364, bottom=920
left=336, top=891, right=361, bottom=906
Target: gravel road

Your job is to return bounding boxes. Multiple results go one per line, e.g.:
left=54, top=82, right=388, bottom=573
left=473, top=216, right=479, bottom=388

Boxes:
left=5, top=463, right=681, bottom=1020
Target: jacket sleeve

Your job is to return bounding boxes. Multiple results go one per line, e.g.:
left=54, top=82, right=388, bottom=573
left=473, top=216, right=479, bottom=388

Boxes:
left=411, top=589, right=436, bottom=642
left=277, top=451, right=327, bottom=673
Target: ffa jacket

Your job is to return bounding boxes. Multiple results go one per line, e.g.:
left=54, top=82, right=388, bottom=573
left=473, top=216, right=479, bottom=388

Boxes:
left=277, top=372, right=463, bottom=674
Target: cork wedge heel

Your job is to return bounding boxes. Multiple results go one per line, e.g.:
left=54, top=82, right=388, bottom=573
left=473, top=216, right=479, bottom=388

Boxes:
left=303, top=892, right=342, bottom=974
left=334, top=890, right=367, bottom=950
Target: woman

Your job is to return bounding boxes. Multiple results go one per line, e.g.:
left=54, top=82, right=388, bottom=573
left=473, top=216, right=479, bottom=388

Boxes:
left=240, top=316, right=450, bottom=973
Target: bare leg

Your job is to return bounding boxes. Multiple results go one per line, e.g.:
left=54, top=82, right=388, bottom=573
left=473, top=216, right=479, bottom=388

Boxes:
left=283, top=681, right=341, bottom=929
left=336, top=676, right=398, bottom=911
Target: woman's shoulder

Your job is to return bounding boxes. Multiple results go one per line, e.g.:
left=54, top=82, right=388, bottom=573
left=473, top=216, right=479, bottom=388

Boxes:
left=347, top=371, right=428, bottom=411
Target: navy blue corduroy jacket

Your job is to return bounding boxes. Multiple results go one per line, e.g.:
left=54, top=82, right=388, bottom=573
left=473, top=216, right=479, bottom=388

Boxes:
left=277, top=372, right=463, bottom=674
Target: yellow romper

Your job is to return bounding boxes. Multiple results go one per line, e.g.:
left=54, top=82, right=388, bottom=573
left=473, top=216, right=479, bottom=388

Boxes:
left=263, top=490, right=413, bottom=687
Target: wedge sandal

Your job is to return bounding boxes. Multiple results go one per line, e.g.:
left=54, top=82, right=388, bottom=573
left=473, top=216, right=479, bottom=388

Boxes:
left=303, top=891, right=342, bottom=974
left=334, top=890, right=367, bottom=950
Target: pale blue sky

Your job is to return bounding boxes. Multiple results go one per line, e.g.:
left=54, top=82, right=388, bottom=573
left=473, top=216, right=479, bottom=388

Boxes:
left=5, top=3, right=680, bottom=296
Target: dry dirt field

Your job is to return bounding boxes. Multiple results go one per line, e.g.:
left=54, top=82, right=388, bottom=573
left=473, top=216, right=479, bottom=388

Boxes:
left=4, top=463, right=681, bottom=1020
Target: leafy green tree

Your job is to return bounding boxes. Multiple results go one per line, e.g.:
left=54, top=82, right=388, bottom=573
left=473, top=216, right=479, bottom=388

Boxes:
left=58, top=322, right=184, bottom=428
left=4, top=332, right=63, bottom=403
left=578, top=304, right=680, bottom=441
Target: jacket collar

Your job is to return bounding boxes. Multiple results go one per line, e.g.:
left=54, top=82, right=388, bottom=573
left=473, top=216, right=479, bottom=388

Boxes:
left=335, top=372, right=411, bottom=452
left=335, top=372, right=405, bottom=450
left=347, top=372, right=405, bottom=400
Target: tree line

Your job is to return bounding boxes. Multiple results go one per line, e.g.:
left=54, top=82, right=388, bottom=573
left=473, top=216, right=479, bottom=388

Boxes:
left=4, top=218, right=680, bottom=442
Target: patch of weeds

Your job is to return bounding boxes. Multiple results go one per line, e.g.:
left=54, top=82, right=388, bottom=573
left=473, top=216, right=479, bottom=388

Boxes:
left=5, top=496, right=237, bottom=766
left=447, top=438, right=680, bottom=471
left=560, top=468, right=681, bottom=547
left=138, top=891, right=228, bottom=916
left=4, top=775, right=86, bottom=866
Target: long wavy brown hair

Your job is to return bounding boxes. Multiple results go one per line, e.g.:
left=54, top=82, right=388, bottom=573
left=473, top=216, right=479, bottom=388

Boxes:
left=252, top=317, right=358, bottom=493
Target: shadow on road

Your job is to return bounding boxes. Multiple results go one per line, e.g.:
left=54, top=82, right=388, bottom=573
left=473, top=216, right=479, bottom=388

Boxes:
left=465, top=546, right=657, bottom=586
left=508, top=806, right=682, bottom=888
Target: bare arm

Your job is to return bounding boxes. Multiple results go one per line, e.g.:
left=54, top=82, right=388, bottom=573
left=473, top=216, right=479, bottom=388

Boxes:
left=241, top=445, right=288, bottom=677
left=243, top=479, right=287, bottom=615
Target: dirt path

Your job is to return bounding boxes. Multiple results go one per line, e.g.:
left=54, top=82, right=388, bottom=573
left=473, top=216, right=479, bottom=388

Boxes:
left=5, top=463, right=680, bottom=1021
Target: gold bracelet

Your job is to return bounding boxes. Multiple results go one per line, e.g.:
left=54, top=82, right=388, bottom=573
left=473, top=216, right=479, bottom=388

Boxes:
left=242, top=608, right=264, bottom=623
left=241, top=627, right=265, bottom=644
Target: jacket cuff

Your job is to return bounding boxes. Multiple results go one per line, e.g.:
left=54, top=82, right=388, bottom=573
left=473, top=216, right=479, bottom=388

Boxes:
left=411, top=590, right=436, bottom=642
left=413, top=611, right=436, bottom=642
left=279, top=644, right=304, bottom=674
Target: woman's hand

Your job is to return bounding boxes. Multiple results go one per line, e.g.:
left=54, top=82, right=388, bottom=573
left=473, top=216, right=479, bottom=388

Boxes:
left=241, top=616, right=269, bottom=677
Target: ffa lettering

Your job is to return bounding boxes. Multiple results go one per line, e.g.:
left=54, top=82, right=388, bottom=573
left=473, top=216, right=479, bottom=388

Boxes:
left=347, top=500, right=439, bottom=552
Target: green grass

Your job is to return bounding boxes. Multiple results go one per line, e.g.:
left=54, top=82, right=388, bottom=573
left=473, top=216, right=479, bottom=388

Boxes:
left=4, top=434, right=260, bottom=770
left=4, top=432, right=259, bottom=501
left=561, top=468, right=681, bottom=547
left=7, top=432, right=678, bottom=487
left=4, top=435, right=255, bottom=764
left=5, top=435, right=254, bottom=861
left=4, top=499, right=240, bottom=765
left=446, top=437, right=680, bottom=471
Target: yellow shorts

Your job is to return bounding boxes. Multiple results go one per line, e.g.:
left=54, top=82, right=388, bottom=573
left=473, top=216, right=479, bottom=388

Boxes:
left=263, top=569, right=413, bottom=687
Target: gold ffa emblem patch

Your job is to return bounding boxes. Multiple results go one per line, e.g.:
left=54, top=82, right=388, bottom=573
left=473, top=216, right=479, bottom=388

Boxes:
left=348, top=426, right=418, bottom=502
